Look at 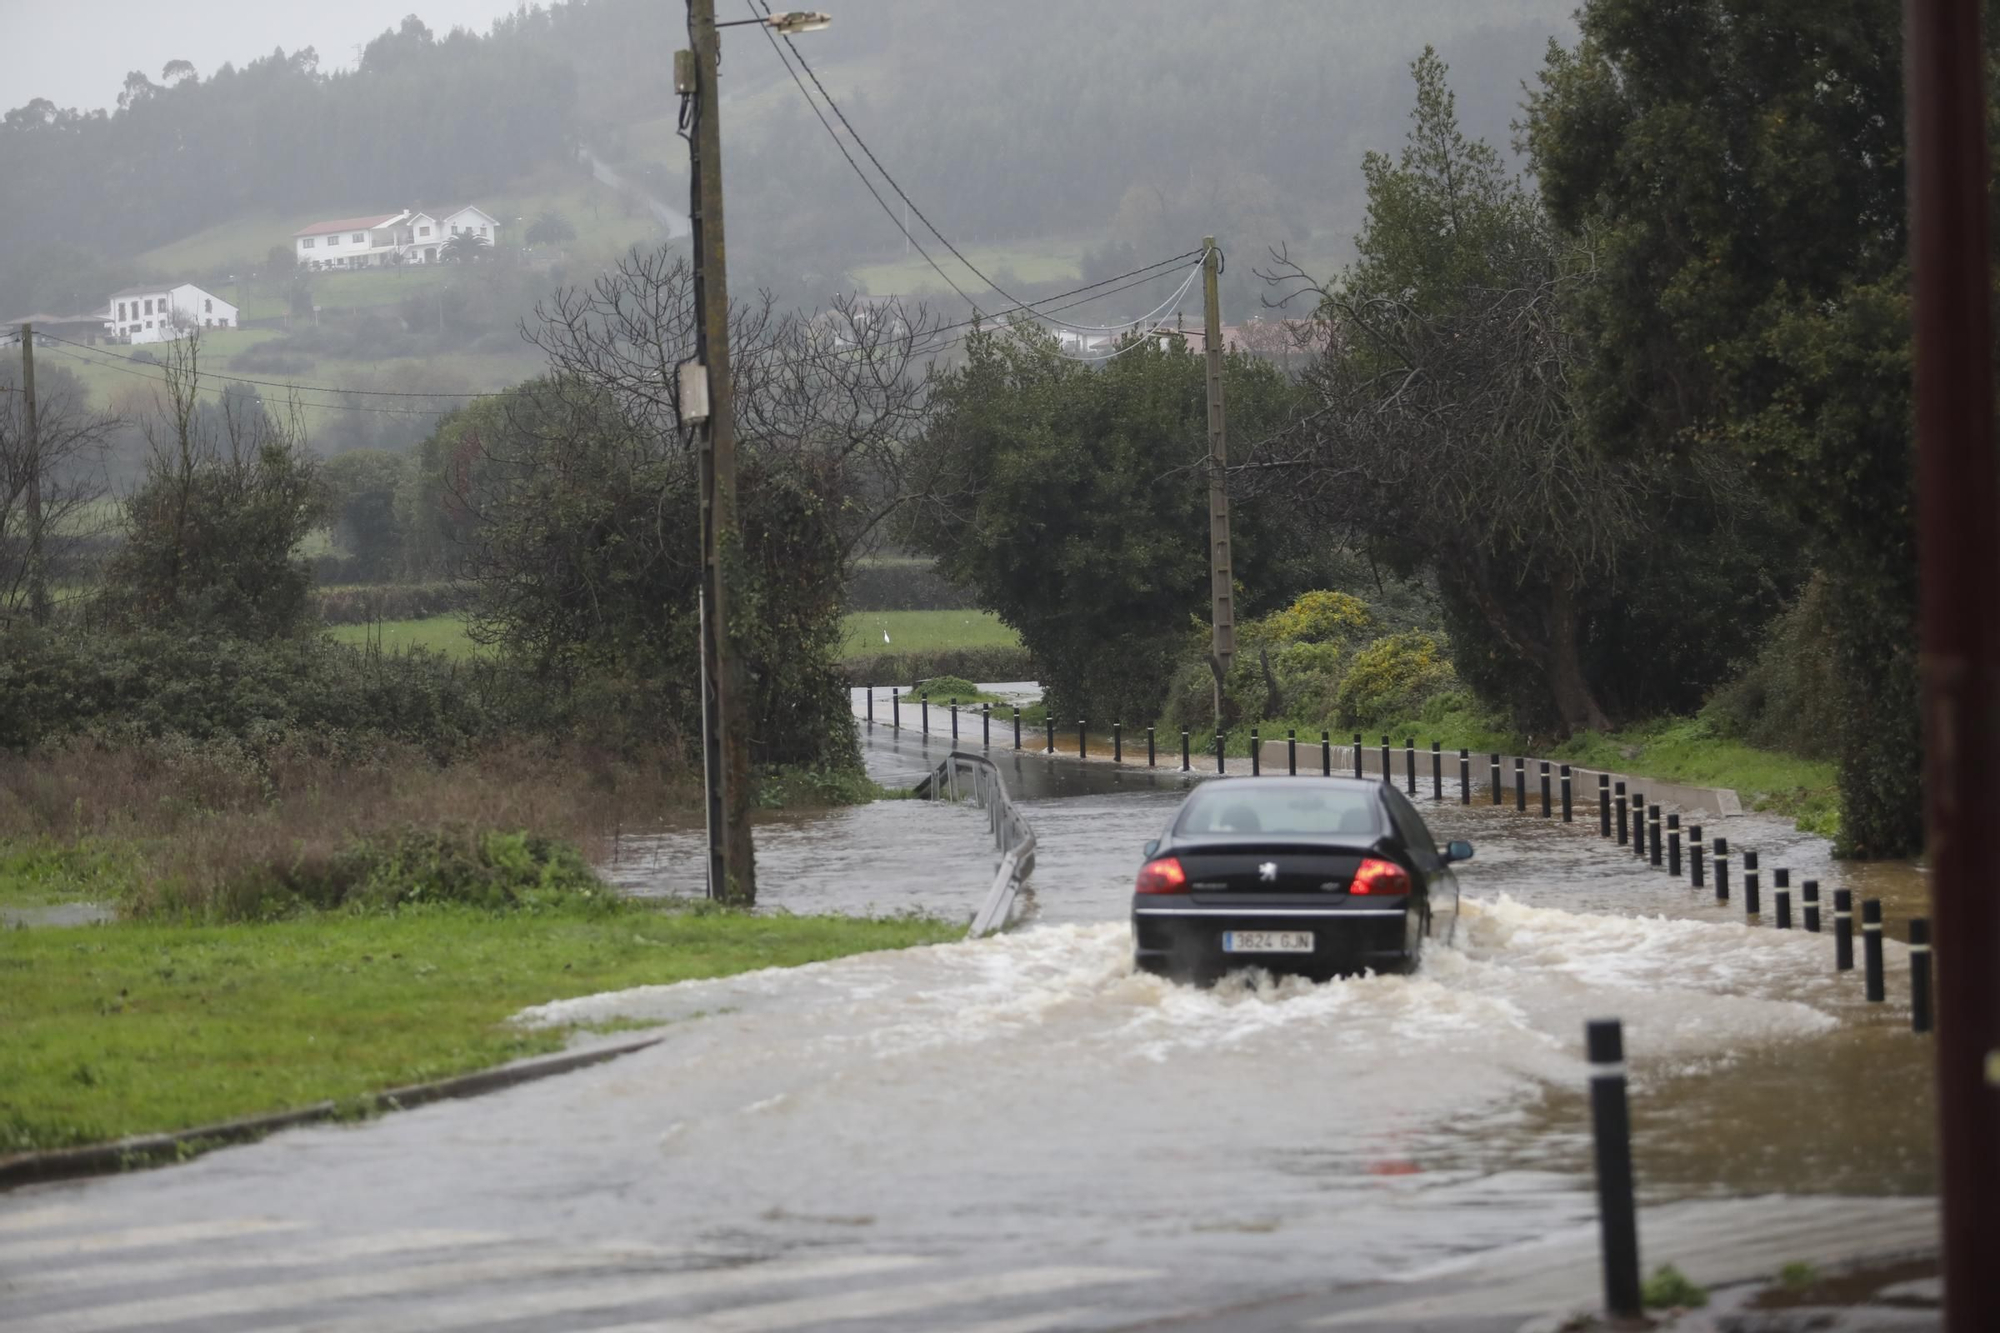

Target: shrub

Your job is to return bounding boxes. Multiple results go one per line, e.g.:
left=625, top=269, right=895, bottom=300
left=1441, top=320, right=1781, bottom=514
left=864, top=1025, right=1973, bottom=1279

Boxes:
left=1334, top=631, right=1458, bottom=727
left=913, top=673, right=983, bottom=701
left=1641, top=1264, right=1708, bottom=1310
left=1254, top=590, right=1373, bottom=645
left=1702, top=573, right=1842, bottom=761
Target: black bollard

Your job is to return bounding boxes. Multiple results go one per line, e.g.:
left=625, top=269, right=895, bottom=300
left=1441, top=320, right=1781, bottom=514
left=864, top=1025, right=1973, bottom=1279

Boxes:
left=1078, top=719, right=1086, bottom=759
left=1910, top=918, right=1933, bottom=1034
left=1540, top=761, right=1551, bottom=818
left=1615, top=782, right=1629, bottom=845
left=1460, top=749, right=1471, bottom=805
left=1321, top=731, right=1331, bottom=776
left=1014, top=706, right=1022, bottom=750
left=1803, top=879, right=1820, bottom=933
left=1690, top=824, right=1705, bottom=889
left=1713, top=836, right=1731, bottom=902
left=1862, top=899, right=1885, bottom=1001
left=1353, top=732, right=1363, bottom=780
left=1251, top=729, right=1261, bottom=776
left=1147, top=725, right=1156, bottom=768
left=1288, top=729, right=1297, bottom=776
left=1667, top=814, right=1681, bottom=878
left=867, top=687, right=874, bottom=724
left=1561, top=764, right=1573, bottom=822
left=1515, top=757, right=1527, bottom=813
left=950, top=700, right=960, bottom=741
left=1743, top=849, right=1761, bottom=917
left=1599, top=774, right=1612, bottom=836
left=1405, top=738, right=1417, bottom=795
left=1834, top=888, right=1855, bottom=970
left=1585, top=1019, right=1644, bottom=1320
left=1773, top=868, right=1791, bottom=929
left=921, top=693, right=930, bottom=735
left=983, top=703, right=991, bottom=748
left=1432, top=741, right=1443, bottom=800
left=1491, top=754, right=1503, bottom=805
left=1648, top=805, right=1661, bottom=868
left=1045, top=711, right=1055, bottom=754
left=1631, top=793, right=1647, bottom=859
left=1113, top=721, right=1122, bottom=763
left=1182, top=729, right=1191, bottom=772
left=1216, top=731, right=1226, bottom=775
left=1381, top=735, right=1392, bottom=784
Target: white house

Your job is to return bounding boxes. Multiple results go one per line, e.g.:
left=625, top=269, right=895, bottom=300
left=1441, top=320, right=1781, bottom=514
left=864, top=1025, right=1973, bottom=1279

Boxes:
left=434, top=205, right=501, bottom=248
left=291, top=205, right=500, bottom=270
left=104, top=283, right=238, bottom=344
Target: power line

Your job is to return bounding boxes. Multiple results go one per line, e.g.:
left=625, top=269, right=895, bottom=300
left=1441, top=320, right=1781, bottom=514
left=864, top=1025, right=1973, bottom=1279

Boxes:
left=746, top=8, right=985, bottom=315
left=755, top=0, right=1159, bottom=335
left=34, top=331, right=510, bottom=401
left=37, top=345, right=461, bottom=418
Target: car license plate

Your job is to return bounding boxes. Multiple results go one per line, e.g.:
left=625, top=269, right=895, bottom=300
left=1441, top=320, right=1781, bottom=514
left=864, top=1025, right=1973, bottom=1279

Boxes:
left=1223, top=930, right=1314, bottom=953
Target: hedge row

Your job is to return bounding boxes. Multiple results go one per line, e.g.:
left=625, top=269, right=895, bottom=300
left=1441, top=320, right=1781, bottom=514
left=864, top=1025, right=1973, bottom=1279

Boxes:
left=846, top=560, right=979, bottom=612
left=841, top=645, right=1036, bottom=688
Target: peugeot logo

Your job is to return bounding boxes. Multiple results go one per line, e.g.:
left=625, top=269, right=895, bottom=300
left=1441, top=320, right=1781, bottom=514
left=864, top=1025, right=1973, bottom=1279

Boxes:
left=1258, top=861, right=1278, bottom=883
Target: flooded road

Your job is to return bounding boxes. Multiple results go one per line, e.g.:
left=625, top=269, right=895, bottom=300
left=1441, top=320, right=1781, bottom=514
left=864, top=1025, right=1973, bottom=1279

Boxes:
left=1, top=695, right=1937, bottom=1331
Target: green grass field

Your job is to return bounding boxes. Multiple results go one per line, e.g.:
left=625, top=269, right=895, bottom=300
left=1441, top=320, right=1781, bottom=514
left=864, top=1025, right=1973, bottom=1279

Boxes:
left=324, top=615, right=483, bottom=658
left=0, top=903, right=957, bottom=1153
left=318, top=610, right=1015, bottom=663
left=841, top=610, right=1020, bottom=657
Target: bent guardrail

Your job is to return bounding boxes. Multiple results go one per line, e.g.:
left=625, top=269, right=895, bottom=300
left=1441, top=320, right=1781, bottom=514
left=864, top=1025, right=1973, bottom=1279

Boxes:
left=913, top=751, right=1037, bottom=938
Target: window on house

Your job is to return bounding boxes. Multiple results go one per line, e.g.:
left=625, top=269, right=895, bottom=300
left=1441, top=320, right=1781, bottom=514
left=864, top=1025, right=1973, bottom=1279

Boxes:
left=326, top=234, right=340, bottom=246
left=143, top=299, right=153, bottom=315
left=353, top=232, right=364, bottom=243
left=117, top=302, right=127, bottom=321
left=479, top=225, right=488, bottom=236
left=419, top=226, right=430, bottom=236
left=204, top=298, right=212, bottom=313
left=301, top=237, right=314, bottom=248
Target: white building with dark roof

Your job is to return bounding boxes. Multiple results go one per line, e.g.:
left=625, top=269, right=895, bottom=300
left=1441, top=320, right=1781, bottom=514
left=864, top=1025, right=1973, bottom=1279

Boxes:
left=104, top=283, right=238, bottom=344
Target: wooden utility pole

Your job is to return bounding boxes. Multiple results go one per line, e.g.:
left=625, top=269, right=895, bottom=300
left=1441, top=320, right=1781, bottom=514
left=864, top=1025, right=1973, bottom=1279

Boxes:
left=685, top=0, right=757, bottom=905
left=1201, top=237, right=1235, bottom=723
left=19, top=323, right=47, bottom=626
left=1905, top=0, right=2000, bottom=1325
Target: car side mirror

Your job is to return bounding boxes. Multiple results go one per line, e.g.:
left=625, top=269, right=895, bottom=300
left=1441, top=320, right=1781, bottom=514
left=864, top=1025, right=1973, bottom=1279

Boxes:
left=1444, top=840, right=1474, bottom=864
left=1143, top=839, right=1160, bottom=859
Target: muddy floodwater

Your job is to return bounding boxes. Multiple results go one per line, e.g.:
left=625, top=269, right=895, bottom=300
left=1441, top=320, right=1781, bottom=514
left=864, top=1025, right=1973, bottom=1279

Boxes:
left=9, top=692, right=1934, bottom=1326
left=577, top=694, right=1939, bottom=1275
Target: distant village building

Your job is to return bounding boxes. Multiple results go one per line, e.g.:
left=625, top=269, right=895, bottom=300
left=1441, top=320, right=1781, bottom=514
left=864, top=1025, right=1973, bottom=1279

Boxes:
left=291, top=206, right=502, bottom=270
left=103, top=283, right=238, bottom=344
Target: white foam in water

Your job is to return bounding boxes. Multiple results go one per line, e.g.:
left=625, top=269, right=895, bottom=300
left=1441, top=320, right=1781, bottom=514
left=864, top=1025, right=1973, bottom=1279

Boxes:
left=505, top=892, right=1845, bottom=1289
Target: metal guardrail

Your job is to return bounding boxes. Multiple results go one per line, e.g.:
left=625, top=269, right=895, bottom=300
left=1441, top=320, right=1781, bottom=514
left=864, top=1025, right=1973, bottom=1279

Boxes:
left=912, top=751, right=1037, bottom=938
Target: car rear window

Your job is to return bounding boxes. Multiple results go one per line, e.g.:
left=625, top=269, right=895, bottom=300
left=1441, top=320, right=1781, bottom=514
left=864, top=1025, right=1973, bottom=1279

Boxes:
left=1175, top=785, right=1379, bottom=837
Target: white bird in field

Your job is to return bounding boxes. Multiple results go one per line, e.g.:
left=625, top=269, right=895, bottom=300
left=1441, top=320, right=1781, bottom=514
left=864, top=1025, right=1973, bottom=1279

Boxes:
left=883, top=630, right=892, bottom=644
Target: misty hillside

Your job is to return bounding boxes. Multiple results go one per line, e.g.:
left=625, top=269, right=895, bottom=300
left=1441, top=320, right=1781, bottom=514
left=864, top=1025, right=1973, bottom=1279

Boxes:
left=0, top=0, right=1576, bottom=320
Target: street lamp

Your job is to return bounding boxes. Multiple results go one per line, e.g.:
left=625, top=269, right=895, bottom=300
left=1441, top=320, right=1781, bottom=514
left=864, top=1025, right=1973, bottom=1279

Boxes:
left=715, top=10, right=831, bottom=33
left=680, top=2, right=831, bottom=906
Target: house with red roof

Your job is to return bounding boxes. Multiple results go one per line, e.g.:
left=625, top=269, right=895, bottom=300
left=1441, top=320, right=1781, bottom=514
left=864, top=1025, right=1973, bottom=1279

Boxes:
left=290, top=206, right=500, bottom=270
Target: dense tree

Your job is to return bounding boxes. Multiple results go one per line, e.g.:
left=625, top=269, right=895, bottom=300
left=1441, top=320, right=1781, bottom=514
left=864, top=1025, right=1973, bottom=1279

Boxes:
left=103, top=340, right=323, bottom=638
left=320, top=449, right=408, bottom=582
left=1522, top=0, right=1941, bottom=855
left=904, top=327, right=1322, bottom=728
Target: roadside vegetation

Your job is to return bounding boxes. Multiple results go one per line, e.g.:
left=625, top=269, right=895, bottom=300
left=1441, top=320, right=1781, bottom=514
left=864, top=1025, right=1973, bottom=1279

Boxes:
left=1, top=901, right=958, bottom=1154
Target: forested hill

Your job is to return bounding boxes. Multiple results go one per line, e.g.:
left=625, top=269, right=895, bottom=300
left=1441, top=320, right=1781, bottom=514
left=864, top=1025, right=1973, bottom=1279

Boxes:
left=0, top=0, right=1575, bottom=315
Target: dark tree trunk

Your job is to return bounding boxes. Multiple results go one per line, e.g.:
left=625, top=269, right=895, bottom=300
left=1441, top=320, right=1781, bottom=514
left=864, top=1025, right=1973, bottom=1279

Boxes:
left=1546, top=576, right=1612, bottom=735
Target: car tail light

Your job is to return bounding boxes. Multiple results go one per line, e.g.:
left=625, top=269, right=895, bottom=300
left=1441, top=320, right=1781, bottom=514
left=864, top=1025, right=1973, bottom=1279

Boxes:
left=1349, top=857, right=1412, bottom=896
left=1135, top=857, right=1187, bottom=894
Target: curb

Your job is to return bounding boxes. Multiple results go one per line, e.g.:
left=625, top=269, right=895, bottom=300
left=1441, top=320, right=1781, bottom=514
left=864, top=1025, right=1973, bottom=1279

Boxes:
left=0, top=1033, right=666, bottom=1190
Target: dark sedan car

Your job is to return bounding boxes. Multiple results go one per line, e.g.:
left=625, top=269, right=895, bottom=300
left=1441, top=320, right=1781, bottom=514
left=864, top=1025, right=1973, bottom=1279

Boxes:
left=1131, top=777, right=1472, bottom=982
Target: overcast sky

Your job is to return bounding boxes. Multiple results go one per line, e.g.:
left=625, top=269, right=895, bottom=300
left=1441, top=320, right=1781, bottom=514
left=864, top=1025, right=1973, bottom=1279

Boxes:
left=0, top=0, right=525, bottom=111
